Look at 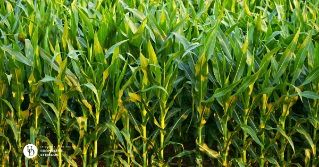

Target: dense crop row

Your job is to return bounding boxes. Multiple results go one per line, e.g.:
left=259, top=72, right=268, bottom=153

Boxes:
left=1, top=0, right=319, bottom=166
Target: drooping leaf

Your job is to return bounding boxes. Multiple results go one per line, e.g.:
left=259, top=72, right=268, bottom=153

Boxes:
left=241, top=124, right=263, bottom=147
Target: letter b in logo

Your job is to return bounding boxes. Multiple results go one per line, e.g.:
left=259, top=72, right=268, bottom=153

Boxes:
left=23, top=144, right=38, bottom=158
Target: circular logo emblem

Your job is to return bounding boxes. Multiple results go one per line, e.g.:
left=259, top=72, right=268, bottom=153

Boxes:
left=23, top=144, right=38, bottom=158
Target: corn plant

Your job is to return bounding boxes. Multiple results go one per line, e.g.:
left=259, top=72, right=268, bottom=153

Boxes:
left=2, top=0, right=319, bottom=167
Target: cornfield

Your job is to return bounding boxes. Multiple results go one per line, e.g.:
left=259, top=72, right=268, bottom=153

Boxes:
left=1, top=0, right=319, bottom=166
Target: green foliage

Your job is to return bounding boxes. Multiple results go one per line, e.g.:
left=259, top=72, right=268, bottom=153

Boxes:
left=0, top=0, right=319, bottom=167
